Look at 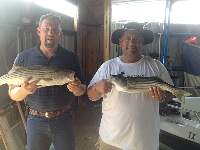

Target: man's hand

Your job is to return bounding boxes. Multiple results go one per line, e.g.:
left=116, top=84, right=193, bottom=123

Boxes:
left=21, top=77, right=40, bottom=95
left=87, top=79, right=113, bottom=101
left=9, top=77, right=40, bottom=101
left=94, top=79, right=113, bottom=96
left=148, top=86, right=166, bottom=102
left=67, top=77, right=86, bottom=96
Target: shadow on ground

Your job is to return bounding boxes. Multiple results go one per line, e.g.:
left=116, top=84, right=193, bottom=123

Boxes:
left=74, top=102, right=101, bottom=150
left=74, top=100, right=173, bottom=150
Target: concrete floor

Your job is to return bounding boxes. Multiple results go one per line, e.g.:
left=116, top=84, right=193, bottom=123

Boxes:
left=74, top=103, right=101, bottom=150
left=74, top=101, right=173, bottom=150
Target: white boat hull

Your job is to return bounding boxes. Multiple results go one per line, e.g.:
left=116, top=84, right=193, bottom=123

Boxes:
left=160, top=97, right=200, bottom=149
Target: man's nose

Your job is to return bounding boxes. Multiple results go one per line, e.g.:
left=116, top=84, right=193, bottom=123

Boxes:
left=130, top=36, right=137, bottom=41
left=129, top=38, right=137, bottom=43
left=47, top=29, right=54, bottom=35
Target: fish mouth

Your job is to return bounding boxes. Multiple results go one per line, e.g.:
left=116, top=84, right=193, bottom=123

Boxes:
left=69, top=72, right=75, bottom=82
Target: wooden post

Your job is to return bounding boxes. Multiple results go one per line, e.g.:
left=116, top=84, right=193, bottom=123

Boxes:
left=104, top=0, right=111, bottom=61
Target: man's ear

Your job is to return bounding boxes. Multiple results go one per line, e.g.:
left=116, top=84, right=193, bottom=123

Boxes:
left=118, top=39, right=122, bottom=48
left=59, top=31, right=63, bottom=37
left=36, top=27, right=40, bottom=36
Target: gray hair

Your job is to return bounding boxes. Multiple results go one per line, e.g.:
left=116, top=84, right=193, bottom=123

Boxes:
left=38, top=14, right=62, bottom=31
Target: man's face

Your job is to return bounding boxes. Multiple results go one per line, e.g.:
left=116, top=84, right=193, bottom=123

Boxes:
left=37, top=18, right=61, bottom=49
left=119, top=30, right=144, bottom=55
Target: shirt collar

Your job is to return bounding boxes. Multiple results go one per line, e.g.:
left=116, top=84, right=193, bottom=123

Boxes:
left=35, top=44, right=62, bottom=58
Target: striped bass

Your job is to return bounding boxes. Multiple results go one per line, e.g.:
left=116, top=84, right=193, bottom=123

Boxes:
left=109, top=73, right=192, bottom=100
left=0, top=65, right=75, bottom=87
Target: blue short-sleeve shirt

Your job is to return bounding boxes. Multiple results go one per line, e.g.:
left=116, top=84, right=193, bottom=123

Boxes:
left=14, top=45, right=82, bottom=112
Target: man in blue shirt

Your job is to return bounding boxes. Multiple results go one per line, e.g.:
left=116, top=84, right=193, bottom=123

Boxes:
left=9, top=14, right=86, bottom=150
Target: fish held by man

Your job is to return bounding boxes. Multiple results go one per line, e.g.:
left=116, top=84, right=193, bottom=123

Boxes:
left=109, top=73, right=192, bottom=100
left=0, top=65, right=75, bottom=87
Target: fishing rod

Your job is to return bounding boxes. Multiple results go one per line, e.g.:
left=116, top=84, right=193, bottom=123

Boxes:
left=178, top=86, right=200, bottom=89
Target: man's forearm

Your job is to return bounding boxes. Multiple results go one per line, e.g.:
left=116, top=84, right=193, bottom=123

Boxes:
left=73, top=84, right=86, bottom=96
left=9, top=86, right=31, bottom=101
left=87, top=84, right=102, bottom=101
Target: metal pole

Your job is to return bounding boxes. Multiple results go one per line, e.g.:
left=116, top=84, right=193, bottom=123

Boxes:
left=16, top=102, right=27, bottom=132
left=161, top=0, right=172, bottom=65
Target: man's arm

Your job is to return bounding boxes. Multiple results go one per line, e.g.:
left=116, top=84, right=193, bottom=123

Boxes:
left=148, top=86, right=166, bottom=102
left=66, top=54, right=86, bottom=96
left=9, top=86, right=32, bottom=101
left=8, top=78, right=39, bottom=101
left=67, top=78, right=86, bottom=96
left=148, top=86, right=173, bottom=102
left=151, top=59, right=174, bottom=102
left=87, top=80, right=112, bottom=101
left=87, top=84, right=102, bottom=101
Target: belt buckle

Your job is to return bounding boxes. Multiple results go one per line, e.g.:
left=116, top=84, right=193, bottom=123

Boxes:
left=45, top=112, right=49, bottom=118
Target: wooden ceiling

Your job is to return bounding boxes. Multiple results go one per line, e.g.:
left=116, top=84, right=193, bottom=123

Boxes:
left=66, top=0, right=186, bottom=5
left=112, top=0, right=186, bottom=4
left=66, top=0, right=77, bottom=5
left=112, top=0, right=163, bottom=4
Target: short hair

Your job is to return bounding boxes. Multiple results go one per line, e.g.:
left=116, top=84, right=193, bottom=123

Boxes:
left=38, top=14, right=62, bottom=31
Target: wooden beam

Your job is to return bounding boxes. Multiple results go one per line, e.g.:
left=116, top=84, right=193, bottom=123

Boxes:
left=104, top=0, right=111, bottom=61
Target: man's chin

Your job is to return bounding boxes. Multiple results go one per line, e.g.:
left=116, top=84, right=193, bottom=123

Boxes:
left=45, top=43, right=56, bottom=49
left=126, top=49, right=138, bottom=53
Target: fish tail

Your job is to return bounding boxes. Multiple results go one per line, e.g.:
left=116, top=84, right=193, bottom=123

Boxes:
left=0, top=75, right=7, bottom=86
left=70, top=72, right=76, bottom=81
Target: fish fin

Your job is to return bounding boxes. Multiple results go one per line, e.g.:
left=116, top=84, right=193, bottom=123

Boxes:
left=36, top=78, right=53, bottom=87
left=120, top=72, right=125, bottom=76
left=42, top=78, right=53, bottom=82
left=37, top=85, right=45, bottom=88
left=8, top=65, right=24, bottom=74
left=0, top=74, right=8, bottom=85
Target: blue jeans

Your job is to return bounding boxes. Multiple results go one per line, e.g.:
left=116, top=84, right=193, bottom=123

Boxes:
left=27, top=112, right=75, bottom=150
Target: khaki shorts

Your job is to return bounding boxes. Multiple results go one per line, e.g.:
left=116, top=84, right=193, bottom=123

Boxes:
left=95, top=137, right=122, bottom=150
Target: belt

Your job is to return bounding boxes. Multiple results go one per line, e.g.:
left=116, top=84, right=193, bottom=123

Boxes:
left=29, top=106, right=71, bottom=119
